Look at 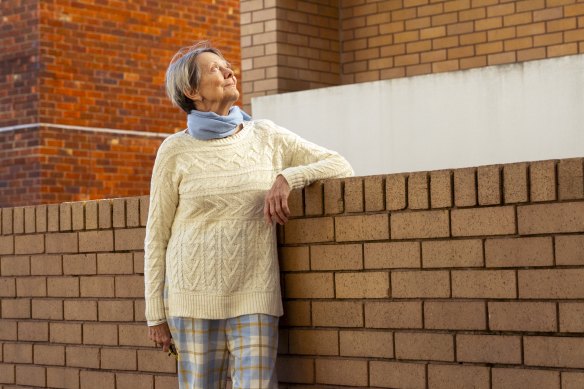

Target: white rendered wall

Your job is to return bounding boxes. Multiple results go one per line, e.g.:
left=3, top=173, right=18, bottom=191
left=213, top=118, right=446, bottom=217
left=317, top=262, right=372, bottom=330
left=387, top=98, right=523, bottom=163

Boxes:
left=252, top=55, right=584, bottom=176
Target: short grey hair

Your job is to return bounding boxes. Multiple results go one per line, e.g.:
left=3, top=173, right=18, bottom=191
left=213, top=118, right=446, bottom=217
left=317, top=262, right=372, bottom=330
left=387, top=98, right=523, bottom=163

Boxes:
left=165, top=42, right=225, bottom=113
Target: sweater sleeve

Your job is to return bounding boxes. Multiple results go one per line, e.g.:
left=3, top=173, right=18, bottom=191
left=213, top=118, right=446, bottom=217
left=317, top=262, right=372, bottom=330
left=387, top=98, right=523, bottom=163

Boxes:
left=277, top=127, right=354, bottom=190
left=144, top=145, right=179, bottom=324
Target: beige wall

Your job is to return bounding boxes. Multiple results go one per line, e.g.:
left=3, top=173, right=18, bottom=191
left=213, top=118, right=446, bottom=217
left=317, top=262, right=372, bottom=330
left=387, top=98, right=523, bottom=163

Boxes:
left=0, top=157, right=583, bottom=387
left=241, top=0, right=584, bottom=111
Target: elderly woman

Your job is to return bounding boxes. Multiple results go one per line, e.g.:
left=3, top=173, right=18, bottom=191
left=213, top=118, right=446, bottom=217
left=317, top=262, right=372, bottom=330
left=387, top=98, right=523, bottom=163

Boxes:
left=145, top=42, right=353, bottom=389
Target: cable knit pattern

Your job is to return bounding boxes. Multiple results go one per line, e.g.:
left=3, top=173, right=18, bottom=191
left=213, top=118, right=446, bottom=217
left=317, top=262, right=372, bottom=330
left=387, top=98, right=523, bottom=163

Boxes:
left=144, top=119, right=354, bottom=324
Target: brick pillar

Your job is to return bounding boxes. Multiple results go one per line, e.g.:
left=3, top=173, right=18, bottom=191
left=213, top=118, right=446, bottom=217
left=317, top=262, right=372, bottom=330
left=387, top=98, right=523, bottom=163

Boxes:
left=1, top=0, right=241, bottom=206
left=240, top=0, right=341, bottom=112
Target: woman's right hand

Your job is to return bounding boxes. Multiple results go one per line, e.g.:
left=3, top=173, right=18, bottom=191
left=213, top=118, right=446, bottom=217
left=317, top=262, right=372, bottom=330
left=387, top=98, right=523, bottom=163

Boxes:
left=148, top=322, right=172, bottom=352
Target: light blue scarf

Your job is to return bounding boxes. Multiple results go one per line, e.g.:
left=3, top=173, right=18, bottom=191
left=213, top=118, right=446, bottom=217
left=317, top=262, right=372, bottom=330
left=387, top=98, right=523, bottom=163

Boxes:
left=186, top=106, right=252, bottom=140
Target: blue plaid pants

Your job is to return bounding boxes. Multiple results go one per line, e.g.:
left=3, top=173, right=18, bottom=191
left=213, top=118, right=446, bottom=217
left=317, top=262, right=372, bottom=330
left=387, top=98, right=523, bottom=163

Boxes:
left=168, top=314, right=279, bottom=389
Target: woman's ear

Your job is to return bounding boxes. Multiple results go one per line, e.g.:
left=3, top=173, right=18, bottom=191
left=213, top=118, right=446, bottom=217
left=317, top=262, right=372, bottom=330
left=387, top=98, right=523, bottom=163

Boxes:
left=184, top=88, right=202, bottom=104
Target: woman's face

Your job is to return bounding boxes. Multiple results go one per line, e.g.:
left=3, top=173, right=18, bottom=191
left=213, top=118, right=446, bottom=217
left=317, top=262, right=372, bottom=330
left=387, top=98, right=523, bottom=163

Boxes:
left=190, top=51, right=239, bottom=114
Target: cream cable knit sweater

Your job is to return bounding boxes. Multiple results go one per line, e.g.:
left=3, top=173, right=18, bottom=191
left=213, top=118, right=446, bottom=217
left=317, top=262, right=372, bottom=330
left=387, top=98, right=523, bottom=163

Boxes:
left=144, top=119, right=354, bottom=324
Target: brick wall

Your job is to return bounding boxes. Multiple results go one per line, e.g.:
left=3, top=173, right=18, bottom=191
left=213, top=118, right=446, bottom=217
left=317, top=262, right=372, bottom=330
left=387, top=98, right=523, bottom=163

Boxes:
left=0, top=156, right=583, bottom=388
left=241, top=0, right=584, bottom=108
left=1, top=0, right=241, bottom=206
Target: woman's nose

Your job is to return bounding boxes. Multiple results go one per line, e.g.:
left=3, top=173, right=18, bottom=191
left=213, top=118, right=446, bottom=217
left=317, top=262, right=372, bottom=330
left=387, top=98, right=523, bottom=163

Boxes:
left=222, top=66, right=234, bottom=78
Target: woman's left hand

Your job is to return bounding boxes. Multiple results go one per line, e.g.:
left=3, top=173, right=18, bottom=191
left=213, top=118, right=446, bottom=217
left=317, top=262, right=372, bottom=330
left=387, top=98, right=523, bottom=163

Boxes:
left=264, top=175, right=291, bottom=225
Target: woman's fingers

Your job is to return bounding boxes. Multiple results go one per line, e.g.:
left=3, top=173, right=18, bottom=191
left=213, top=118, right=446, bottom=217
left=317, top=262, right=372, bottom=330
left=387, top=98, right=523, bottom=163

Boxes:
left=264, top=175, right=291, bottom=225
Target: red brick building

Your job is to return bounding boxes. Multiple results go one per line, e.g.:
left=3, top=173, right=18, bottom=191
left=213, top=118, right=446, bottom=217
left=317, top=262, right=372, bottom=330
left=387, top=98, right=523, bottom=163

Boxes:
left=1, top=0, right=241, bottom=206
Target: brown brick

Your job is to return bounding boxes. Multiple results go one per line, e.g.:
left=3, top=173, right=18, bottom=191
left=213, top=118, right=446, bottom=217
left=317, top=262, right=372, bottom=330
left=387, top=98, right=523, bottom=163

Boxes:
left=0, top=363, right=14, bottom=384
left=18, top=321, right=49, bottom=341
left=0, top=235, right=14, bottom=255
left=305, top=181, right=323, bottom=216
left=451, top=206, right=516, bottom=236
left=424, top=301, right=486, bottom=330
left=530, top=160, right=557, bottom=201
left=80, top=370, right=115, bottom=389
left=47, top=367, right=79, bottom=389
left=63, top=253, right=97, bottom=275
left=519, top=202, right=584, bottom=235
left=289, top=329, right=339, bottom=356
left=386, top=174, right=407, bottom=210
left=102, top=348, right=137, bottom=370
left=139, top=196, right=149, bottom=227
left=336, top=272, right=389, bottom=298
left=313, top=301, right=363, bottom=327
left=492, top=368, right=559, bottom=389
left=430, top=170, right=452, bottom=208
left=396, top=333, right=453, bottom=367
left=118, top=324, right=153, bottom=347
left=134, top=252, right=144, bottom=274
left=34, top=344, right=65, bottom=366
left=24, top=206, right=35, bottom=233
left=363, top=176, right=385, bottom=211
left=1, top=298, right=30, bottom=318
left=563, top=372, right=584, bottom=389
left=285, top=218, right=334, bottom=244
left=335, top=214, right=389, bottom=241
left=15, top=364, right=45, bottom=387
left=50, top=323, right=82, bottom=344
left=340, top=330, right=393, bottom=358
left=557, top=235, right=584, bottom=265
left=31, top=254, right=62, bottom=275
left=64, top=300, right=97, bottom=321
left=155, top=375, right=179, bottom=389
left=1, top=255, right=30, bottom=276
left=36, top=205, right=47, bottom=233
left=276, top=356, right=314, bottom=384
left=486, top=236, right=553, bottom=267
left=98, top=200, right=112, bottom=229
left=288, top=188, right=303, bottom=217
left=422, top=239, right=483, bottom=268
left=0, top=320, right=17, bottom=340
left=370, top=361, right=426, bottom=389
left=489, top=302, right=556, bottom=332
left=460, top=55, right=488, bottom=69
left=391, top=210, right=449, bottom=239
left=315, top=359, right=368, bottom=386
left=83, top=323, right=118, bottom=345
left=99, top=300, right=134, bottom=321
left=2, top=207, right=13, bottom=235
left=59, top=203, right=72, bottom=231
left=452, top=270, right=516, bottom=298
left=365, top=301, right=423, bottom=329
left=432, top=59, right=459, bottom=73
left=79, top=230, right=114, bottom=253
left=525, top=336, right=584, bottom=368
left=115, top=228, right=146, bottom=251
left=66, top=346, right=100, bottom=368
left=279, top=246, right=309, bottom=271
left=408, top=172, right=429, bottom=209
left=428, top=364, right=490, bottom=389
left=85, top=200, right=98, bottom=230
left=453, top=168, right=477, bottom=207
left=48, top=276, right=79, bottom=297
left=344, top=177, right=363, bottom=212
left=310, top=244, right=362, bottom=270
left=32, top=298, right=63, bottom=320
left=116, top=373, right=153, bottom=389
left=0, top=277, right=16, bottom=297
left=284, top=273, right=334, bottom=298
left=13, top=207, right=24, bottom=234
left=457, top=334, right=522, bottom=364
left=126, top=198, right=140, bottom=228
left=134, top=299, right=146, bottom=322
left=324, top=179, right=344, bottom=214
left=115, top=275, right=144, bottom=298
left=4, top=343, right=33, bottom=363
left=558, top=158, right=583, bottom=200
left=519, top=269, right=584, bottom=298
left=97, top=252, right=133, bottom=274
left=560, top=303, right=584, bottom=333
left=392, top=270, right=450, bottom=298
left=46, top=232, right=78, bottom=254
left=281, top=301, right=311, bottom=327
left=503, top=162, right=529, bottom=203
left=365, top=241, right=420, bottom=269
left=80, top=276, right=114, bottom=297
left=71, top=202, right=84, bottom=231
left=16, top=276, right=46, bottom=297
left=113, top=198, right=126, bottom=228
left=477, top=165, right=501, bottom=205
